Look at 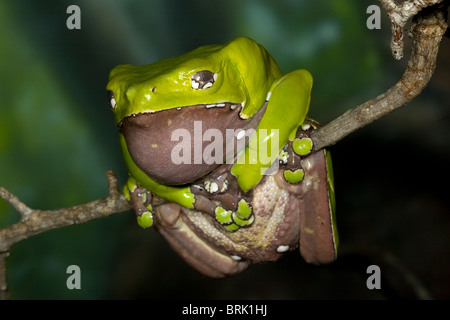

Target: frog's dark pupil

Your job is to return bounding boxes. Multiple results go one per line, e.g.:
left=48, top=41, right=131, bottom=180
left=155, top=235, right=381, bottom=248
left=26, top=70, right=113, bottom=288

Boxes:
left=192, top=70, right=215, bottom=82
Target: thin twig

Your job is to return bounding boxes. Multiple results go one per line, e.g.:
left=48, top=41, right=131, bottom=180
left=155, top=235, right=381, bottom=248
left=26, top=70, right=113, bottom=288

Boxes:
left=311, top=1, right=448, bottom=151
left=0, top=170, right=131, bottom=252
left=0, top=187, right=33, bottom=220
left=380, top=0, right=444, bottom=59
left=0, top=170, right=132, bottom=299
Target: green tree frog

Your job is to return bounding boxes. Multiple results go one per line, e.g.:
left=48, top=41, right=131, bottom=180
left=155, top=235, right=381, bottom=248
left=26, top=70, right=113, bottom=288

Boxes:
left=107, top=37, right=338, bottom=277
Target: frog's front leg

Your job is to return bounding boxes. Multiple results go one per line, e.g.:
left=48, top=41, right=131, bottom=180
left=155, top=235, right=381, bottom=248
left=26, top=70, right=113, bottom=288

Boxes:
left=189, top=165, right=254, bottom=232
left=279, top=119, right=316, bottom=188
left=123, top=176, right=155, bottom=228
left=275, top=119, right=338, bottom=264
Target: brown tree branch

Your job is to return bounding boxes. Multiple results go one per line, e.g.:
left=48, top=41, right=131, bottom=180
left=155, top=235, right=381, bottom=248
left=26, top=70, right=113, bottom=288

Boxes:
left=311, top=0, right=448, bottom=151
left=0, top=170, right=132, bottom=299
left=381, top=0, right=444, bottom=59
left=0, top=0, right=448, bottom=300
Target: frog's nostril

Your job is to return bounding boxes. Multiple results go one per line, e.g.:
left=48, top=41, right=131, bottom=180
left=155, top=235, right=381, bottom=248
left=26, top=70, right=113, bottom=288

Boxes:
left=151, top=86, right=156, bottom=94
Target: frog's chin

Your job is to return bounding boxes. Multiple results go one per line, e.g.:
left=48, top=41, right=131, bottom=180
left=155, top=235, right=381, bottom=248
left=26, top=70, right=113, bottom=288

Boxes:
left=119, top=102, right=267, bottom=185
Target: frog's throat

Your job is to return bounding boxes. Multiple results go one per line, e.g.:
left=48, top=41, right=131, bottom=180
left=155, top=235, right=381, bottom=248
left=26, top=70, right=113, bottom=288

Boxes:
left=119, top=102, right=267, bottom=185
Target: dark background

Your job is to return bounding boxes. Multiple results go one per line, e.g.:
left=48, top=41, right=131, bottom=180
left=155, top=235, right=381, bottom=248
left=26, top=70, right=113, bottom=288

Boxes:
left=0, top=0, right=448, bottom=299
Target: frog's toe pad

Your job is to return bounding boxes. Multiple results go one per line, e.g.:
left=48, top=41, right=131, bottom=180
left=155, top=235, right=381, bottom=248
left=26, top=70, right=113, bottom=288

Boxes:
left=283, top=168, right=305, bottom=184
left=233, top=200, right=254, bottom=227
left=215, top=206, right=233, bottom=225
left=293, top=137, right=313, bottom=156
left=236, top=199, right=252, bottom=219
left=215, top=200, right=254, bottom=231
left=137, top=209, right=154, bottom=229
left=232, top=212, right=255, bottom=227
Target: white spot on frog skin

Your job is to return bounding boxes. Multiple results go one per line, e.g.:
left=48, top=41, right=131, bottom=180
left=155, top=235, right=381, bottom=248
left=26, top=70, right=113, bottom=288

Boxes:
left=221, top=180, right=228, bottom=192
left=231, top=255, right=242, bottom=261
left=303, top=158, right=313, bottom=170
left=301, top=124, right=311, bottom=131
left=213, top=73, right=218, bottom=82
left=204, top=180, right=219, bottom=193
left=110, top=98, right=116, bottom=109
left=206, top=103, right=226, bottom=109
left=266, top=91, right=272, bottom=101
left=279, top=150, right=289, bottom=164
left=236, top=130, right=246, bottom=140
left=191, top=81, right=200, bottom=89
left=210, top=182, right=218, bottom=192
left=276, top=245, right=290, bottom=253
left=177, top=107, right=181, bottom=110
left=231, top=104, right=238, bottom=110
left=203, top=82, right=213, bottom=89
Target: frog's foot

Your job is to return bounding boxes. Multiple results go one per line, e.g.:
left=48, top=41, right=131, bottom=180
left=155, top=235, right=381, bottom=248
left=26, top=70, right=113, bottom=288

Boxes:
left=279, top=120, right=317, bottom=185
left=190, top=166, right=255, bottom=232
left=123, top=176, right=154, bottom=228
left=215, top=199, right=254, bottom=232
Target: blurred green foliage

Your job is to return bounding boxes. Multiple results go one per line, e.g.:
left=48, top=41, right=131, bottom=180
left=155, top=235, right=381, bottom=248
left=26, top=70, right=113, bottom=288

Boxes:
left=0, top=0, right=448, bottom=299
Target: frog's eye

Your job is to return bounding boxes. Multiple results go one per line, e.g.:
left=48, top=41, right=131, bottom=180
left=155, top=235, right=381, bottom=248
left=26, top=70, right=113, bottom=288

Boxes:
left=191, top=70, right=217, bottom=90
left=107, top=90, right=117, bottom=110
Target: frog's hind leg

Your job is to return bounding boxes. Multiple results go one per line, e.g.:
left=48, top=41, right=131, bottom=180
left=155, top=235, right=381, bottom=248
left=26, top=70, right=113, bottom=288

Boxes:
left=276, top=120, right=338, bottom=264
left=190, top=167, right=254, bottom=232
left=154, top=202, right=250, bottom=278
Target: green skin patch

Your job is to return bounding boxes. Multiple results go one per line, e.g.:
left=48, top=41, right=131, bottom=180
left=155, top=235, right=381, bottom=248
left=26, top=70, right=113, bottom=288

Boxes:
left=292, top=137, right=313, bottom=156
left=236, top=199, right=252, bottom=219
left=215, top=199, right=254, bottom=229
left=284, top=168, right=305, bottom=184
left=137, top=211, right=153, bottom=229
left=232, top=212, right=255, bottom=227
left=215, top=206, right=233, bottom=225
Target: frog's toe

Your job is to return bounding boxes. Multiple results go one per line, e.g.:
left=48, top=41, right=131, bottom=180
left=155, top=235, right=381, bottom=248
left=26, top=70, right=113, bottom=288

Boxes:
left=214, top=200, right=254, bottom=231
left=134, top=197, right=154, bottom=229
left=215, top=206, right=239, bottom=231
left=292, top=137, right=313, bottom=156
left=232, top=199, right=254, bottom=228
left=283, top=168, right=305, bottom=184
left=124, top=177, right=155, bottom=229
left=232, top=212, right=254, bottom=227
left=215, top=206, right=233, bottom=225
left=137, top=208, right=154, bottom=228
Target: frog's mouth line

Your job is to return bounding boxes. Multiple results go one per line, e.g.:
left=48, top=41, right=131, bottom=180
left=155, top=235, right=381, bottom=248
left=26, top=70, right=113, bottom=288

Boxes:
left=119, top=102, right=267, bottom=185
left=118, top=102, right=243, bottom=129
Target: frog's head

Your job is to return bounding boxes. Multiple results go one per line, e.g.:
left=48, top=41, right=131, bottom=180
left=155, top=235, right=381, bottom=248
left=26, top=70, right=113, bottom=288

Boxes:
left=107, top=37, right=283, bottom=185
